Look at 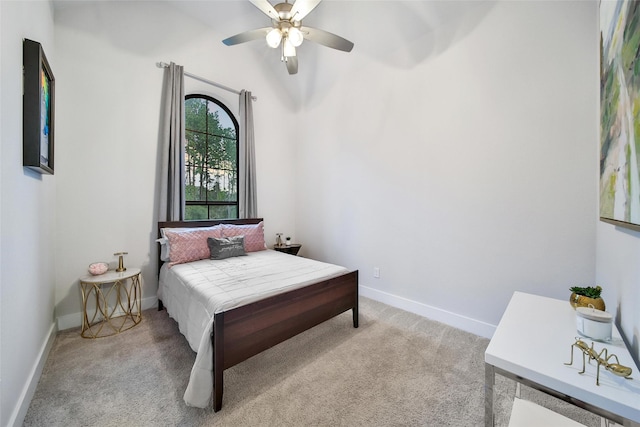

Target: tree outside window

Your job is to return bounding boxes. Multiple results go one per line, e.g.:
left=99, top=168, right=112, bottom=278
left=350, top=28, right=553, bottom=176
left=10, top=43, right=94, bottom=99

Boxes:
left=184, top=94, right=239, bottom=220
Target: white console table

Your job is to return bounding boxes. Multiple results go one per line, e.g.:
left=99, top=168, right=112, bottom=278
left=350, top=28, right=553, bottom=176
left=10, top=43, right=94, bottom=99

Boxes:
left=485, top=292, right=640, bottom=426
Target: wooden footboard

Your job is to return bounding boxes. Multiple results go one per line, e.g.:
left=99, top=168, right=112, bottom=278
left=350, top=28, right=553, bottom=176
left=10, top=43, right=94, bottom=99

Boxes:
left=212, top=270, right=359, bottom=411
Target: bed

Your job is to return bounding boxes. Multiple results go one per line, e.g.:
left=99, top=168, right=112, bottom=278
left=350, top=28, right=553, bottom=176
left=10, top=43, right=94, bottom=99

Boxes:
left=157, top=218, right=359, bottom=411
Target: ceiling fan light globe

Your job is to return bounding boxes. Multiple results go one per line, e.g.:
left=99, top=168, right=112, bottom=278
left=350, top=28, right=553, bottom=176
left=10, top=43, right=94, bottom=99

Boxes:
left=266, top=28, right=282, bottom=48
left=288, top=27, right=304, bottom=47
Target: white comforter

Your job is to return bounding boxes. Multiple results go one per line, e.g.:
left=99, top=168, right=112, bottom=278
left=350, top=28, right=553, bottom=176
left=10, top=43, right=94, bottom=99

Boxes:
left=158, top=249, right=349, bottom=408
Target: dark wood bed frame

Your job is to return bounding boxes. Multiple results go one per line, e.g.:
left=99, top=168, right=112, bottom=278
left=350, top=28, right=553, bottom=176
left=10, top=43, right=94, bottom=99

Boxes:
left=157, top=218, right=359, bottom=411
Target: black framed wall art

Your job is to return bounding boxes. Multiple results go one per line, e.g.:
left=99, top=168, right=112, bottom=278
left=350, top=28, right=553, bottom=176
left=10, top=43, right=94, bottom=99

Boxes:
left=23, top=38, right=55, bottom=175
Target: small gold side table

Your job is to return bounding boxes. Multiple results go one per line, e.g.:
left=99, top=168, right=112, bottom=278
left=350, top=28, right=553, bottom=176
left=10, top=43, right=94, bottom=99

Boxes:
left=79, top=267, right=142, bottom=338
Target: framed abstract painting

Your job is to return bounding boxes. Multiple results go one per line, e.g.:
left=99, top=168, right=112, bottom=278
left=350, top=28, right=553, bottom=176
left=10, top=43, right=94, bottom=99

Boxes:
left=23, top=38, right=55, bottom=175
left=600, top=1, right=640, bottom=232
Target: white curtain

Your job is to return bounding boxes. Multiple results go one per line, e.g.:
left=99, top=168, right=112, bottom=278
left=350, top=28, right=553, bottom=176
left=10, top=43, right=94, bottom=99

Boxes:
left=239, top=90, right=258, bottom=218
left=158, top=62, right=185, bottom=221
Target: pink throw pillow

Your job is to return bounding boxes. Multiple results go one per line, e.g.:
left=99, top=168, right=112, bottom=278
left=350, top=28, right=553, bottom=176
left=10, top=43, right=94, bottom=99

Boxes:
left=221, top=222, right=266, bottom=252
left=164, top=226, right=223, bottom=266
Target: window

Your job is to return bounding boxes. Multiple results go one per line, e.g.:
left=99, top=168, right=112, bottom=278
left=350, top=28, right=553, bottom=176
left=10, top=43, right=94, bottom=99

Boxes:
left=184, top=94, right=239, bottom=220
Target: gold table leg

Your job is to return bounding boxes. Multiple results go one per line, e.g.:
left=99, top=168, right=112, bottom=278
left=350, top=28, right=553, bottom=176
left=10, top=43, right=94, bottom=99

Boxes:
left=80, top=272, right=142, bottom=338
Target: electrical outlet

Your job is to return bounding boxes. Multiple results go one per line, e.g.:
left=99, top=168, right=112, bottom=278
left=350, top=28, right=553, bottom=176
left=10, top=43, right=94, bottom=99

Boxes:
left=373, top=267, right=380, bottom=278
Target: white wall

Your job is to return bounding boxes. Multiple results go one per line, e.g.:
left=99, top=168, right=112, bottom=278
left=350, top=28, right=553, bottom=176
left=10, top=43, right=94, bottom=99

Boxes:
left=0, top=2, right=57, bottom=426
left=596, top=223, right=640, bottom=362
left=52, top=1, right=298, bottom=327
left=295, top=1, right=599, bottom=336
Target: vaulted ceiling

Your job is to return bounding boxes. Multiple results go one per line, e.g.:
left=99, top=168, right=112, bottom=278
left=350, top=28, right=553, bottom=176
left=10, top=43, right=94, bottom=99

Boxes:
left=164, top=0, right=493, bottom=69
left=51, top=0, right=494, bottom=107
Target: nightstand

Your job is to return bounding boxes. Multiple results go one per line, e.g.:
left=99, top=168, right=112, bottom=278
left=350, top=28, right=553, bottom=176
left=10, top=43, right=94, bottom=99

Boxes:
left=273, top=244, right=302, bottom=256
left=79, top=267, right=142, bottom=338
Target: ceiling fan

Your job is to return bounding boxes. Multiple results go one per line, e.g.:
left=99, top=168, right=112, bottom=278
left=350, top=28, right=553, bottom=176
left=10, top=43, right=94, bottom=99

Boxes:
left=222, top=0, right=354, bottom=75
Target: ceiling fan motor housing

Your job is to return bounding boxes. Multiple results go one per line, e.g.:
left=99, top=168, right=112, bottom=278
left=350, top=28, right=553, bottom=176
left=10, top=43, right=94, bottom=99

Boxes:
left=273, top=2, right=294, bottom=22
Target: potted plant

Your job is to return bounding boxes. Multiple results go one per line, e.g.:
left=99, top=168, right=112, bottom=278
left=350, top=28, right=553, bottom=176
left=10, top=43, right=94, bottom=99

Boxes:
left=569, top=285, right=605, bottom=311
left=285, top=236, right=291, bottom=246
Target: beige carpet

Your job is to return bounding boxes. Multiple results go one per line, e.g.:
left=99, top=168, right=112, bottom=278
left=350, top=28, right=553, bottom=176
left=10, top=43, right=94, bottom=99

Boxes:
left=23, top=298, right=599, bottom=426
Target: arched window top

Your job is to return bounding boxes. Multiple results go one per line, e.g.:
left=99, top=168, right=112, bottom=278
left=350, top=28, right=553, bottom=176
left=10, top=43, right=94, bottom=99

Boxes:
left=184, top=94, right=239, bottom=220
left=185, top=94, right=238, bottom=136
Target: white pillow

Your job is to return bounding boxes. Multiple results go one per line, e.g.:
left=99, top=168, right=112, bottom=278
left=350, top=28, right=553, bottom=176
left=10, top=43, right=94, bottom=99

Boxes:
left=156, top=237, right=170, bottom=261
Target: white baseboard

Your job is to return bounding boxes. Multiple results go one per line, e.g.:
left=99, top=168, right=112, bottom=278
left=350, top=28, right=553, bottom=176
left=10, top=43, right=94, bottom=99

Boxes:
left=9, top=321, right=57, bottom=427
left=359, top=285, right=496, bottom=339
left=57, top=296, right=158, bottom=331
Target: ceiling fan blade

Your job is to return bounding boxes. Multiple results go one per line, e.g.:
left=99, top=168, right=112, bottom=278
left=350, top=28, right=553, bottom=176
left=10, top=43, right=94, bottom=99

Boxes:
left=249, top=0, right=280, bottom=20
left=285, top=56, right=298, bottom=75
left=222, top=27, right=271, bottom=46
left=290, top=0, right=322, bottom=22
left=303, top=27, right=354, bottom=52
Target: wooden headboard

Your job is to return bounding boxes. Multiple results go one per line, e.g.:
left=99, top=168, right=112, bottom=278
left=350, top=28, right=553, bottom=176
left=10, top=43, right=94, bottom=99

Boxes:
left=157, top=218, right=264, bottom=238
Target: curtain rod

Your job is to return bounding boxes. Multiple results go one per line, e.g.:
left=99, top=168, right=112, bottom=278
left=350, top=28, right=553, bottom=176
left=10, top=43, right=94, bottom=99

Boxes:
left=156, top=62, right=257, bottom=101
